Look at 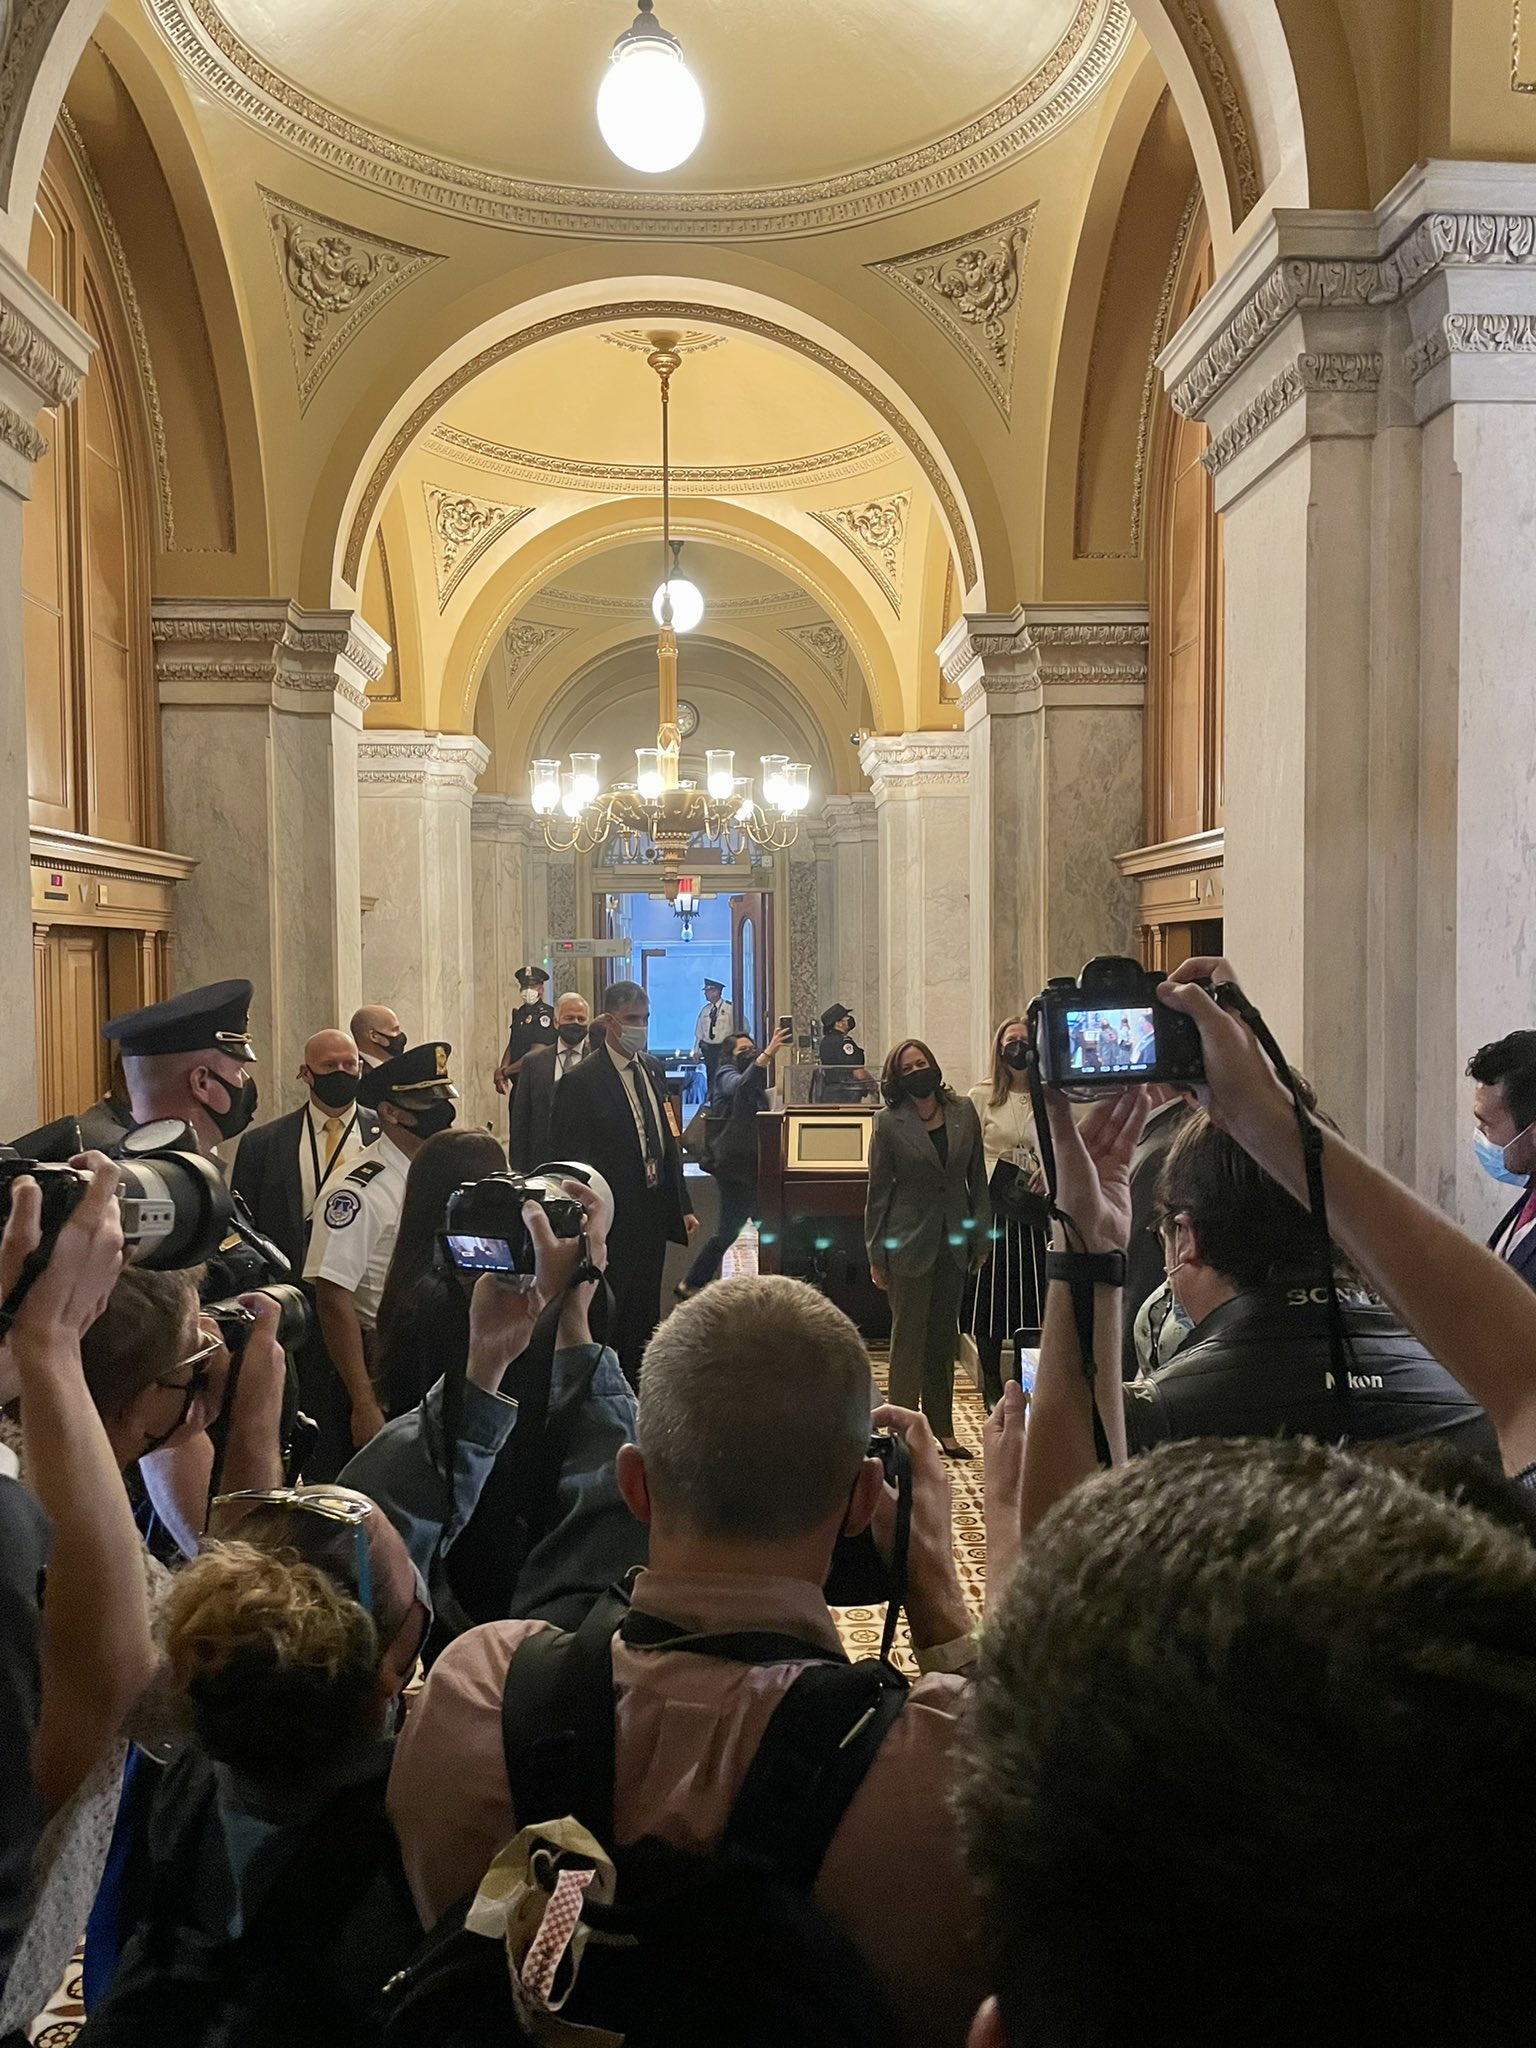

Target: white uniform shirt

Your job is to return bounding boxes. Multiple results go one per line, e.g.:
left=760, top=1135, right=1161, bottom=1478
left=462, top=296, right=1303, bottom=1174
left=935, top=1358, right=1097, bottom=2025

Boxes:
left=694, top=998, right=736, bottom=1051
left=302, top=1132, right=410, bottom=1329
left=297, top=1101, right=374, bottom=1222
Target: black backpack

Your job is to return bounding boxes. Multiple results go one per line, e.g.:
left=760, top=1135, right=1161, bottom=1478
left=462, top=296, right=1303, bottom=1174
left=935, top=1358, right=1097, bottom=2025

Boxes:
left=380, top=1577, right=910, bottom=2048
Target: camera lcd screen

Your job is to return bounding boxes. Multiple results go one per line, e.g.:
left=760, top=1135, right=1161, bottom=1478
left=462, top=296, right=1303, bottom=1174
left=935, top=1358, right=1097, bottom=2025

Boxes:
left=1064, top=1005, right=1159, bottom=1078
left=445, top=1232, right=518, bottom=1272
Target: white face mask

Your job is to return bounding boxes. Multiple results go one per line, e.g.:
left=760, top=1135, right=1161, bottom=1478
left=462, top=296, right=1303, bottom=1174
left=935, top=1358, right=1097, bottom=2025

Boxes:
left=522, top=987, right=540, bottom=1006
left=619, top=1024, right=648, bottom=1058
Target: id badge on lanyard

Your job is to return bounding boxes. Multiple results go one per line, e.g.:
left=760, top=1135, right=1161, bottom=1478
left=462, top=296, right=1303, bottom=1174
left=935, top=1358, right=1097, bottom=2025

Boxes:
left=307, top=1113, right=356, bottom=1206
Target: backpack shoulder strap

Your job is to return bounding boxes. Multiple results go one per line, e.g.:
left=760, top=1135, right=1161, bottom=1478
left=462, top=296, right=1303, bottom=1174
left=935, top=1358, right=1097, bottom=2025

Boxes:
left=721, top=1659, right=910, bottom=1892
left=498, top=1580, right=632, bottom=1841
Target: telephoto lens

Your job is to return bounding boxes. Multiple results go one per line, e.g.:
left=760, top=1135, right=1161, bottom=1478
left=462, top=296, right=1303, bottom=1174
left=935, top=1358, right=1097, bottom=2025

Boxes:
left=0, top=1146, right=234, bottom=1273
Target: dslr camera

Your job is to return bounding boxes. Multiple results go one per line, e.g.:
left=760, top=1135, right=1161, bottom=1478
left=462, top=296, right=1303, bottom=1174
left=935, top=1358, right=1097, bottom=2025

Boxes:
left=824, top=1431, right=911, bottom=1608
left=1033, top=954, right=1205, bottom=1094
left=206, top=1282, right=311, bottom=1362
left=441, top=1170, right=587, bottom=1280
left=0, top=1143, right=235, bottom=1275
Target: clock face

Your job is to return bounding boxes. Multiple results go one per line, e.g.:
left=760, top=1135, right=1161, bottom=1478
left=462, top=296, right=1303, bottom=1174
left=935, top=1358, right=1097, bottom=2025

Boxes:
left=676, top=699, right=700, bottom=739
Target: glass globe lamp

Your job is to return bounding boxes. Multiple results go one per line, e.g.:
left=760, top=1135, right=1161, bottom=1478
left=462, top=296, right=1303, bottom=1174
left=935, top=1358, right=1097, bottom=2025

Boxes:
left=596, top=3, right=705, bottom=175
left=652, top=576, right=704, bottom=633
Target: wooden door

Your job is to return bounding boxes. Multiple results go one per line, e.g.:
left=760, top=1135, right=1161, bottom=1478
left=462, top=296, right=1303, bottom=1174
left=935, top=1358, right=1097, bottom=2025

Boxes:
left=729, top=892, right=772, bottom=1042
left=32, top=926, right=110, bottom=1123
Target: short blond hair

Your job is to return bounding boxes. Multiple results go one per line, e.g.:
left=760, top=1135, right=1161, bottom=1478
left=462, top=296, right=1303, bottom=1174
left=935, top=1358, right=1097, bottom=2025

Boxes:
left=638, top=1276, right=873, bottom=1542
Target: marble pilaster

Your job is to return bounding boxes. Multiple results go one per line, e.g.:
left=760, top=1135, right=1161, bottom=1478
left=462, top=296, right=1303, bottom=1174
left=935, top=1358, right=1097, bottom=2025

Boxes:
left=858, top=735, right=971, bottom=1081
left=469, top=792, right=533, bottom=1133
left=820, top=793, right=879, bottom=1039
left=946, top=606, right=1147, bottom=1081
left=154, top=600, right=382, bottom=1106
left=0, top=244, right=91, bottom=1133
left=357, top=732, right=489, bottom=1089
left=1161, top=159, right=1536, bottom=1223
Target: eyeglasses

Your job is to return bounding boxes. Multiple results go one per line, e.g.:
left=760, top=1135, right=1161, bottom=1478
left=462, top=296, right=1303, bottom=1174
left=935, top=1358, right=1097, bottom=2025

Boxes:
left=147, top=1317, right=223, bottom=1438
left=208, top=1488, right=375, bottom=1617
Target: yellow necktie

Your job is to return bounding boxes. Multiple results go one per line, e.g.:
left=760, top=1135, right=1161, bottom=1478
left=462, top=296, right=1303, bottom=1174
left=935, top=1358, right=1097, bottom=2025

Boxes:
left=322, top=1116, right=344, bottom=1174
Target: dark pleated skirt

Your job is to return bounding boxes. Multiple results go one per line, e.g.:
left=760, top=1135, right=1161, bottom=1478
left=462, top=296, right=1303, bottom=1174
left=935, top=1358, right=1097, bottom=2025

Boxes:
left=963, top=1214, right=1047, bottom=1343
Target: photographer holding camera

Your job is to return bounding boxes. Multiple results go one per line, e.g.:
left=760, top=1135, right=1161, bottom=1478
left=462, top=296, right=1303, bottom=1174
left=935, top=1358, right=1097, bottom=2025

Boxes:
left=388, top=1272, right=1015, bottom=2047
left=343, top=1169, right=646, bottom=1634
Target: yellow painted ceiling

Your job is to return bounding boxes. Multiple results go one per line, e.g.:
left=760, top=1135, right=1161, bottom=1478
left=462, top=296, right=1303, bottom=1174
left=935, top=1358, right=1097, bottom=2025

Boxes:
left=440, top=325, right=899, bottom=469
left=211, top=0, right=1084, bottom=186
left=532, top=539, right=808, bottom=607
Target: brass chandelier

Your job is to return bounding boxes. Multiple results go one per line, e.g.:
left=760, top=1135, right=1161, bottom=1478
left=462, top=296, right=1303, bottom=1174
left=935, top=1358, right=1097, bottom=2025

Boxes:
left=529, top=337, right=812, bottom=878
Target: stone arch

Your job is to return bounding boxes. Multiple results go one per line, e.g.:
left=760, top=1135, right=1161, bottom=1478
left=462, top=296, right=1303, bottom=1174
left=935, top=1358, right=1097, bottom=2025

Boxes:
left=316, top=273, right=995, bottom=614
left=441, top=496, right=907, bottom=740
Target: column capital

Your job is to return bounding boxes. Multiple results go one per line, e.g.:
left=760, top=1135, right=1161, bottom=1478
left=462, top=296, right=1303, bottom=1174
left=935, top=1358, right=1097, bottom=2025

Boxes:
left=152, top=599, right=387, bottom=724
left=1161, top=162, right=1536, bottom=501
left=819, top=791, right=878, bottom=844
left=471, top=790, right=534, bottom=842
left=858, top=731, right=970, bottom=804
left=0, top=240, right=92, bottom=496
left=358, top=730, right=489, bottom=801
left=945, top=605, right=1148, bottom=724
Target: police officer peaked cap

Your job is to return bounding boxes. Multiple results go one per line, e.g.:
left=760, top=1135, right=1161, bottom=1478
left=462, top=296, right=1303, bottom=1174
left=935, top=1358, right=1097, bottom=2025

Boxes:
left=104, top=979, right=256, bottom=1062
left=820, top=1003, right=852, bottom=1030
left=515, top=965, right=550, bottom=989
left=703, top=978, right=725, bottom=993
left=356, top=1040, right=454, bottom=1110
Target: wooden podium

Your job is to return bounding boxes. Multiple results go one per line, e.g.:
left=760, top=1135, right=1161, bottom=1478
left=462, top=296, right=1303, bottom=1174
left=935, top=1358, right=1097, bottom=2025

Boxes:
left=755, top=1106, right=889, bottom=1340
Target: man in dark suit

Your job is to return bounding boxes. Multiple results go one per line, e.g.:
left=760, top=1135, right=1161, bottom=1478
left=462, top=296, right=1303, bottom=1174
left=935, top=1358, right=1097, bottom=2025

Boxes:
left=231, top=1027, right=378, bottom=1475
left=509, top=991, right=592, bottom=1172
left=546, top=979, right=696, bottom=1384
left=1468, top=1031, right=1536, bottom=1292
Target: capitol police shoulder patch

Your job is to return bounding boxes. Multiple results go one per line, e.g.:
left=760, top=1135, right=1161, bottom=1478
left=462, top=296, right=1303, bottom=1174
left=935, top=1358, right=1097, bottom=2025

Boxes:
left=323, top=1188, right=362, bottom=1230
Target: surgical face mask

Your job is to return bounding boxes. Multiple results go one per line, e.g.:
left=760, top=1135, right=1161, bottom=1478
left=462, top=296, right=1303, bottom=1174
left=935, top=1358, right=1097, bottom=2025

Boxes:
left=522, top=987, right=541, bottom=1007
left=618, top=1024, right=648, bottom=1059
left=902, top=1066, right=940, bottom=1100
left=558, top=1020, right=589, bottom=1047
left=207, top=1071, right=258, bottom=1140
left=309, top=1069, right=360, bottom=1112
left=1475, top=1128, right=1529, bottom=1187
left=401, top=1099, right=457, bottom=1141
left=1001, top=1039, right=1030, bottom=1071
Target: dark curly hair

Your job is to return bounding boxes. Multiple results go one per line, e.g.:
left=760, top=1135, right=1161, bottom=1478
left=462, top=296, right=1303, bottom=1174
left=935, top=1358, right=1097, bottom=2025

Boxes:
left=878, top=1037, right=955, bottom=1109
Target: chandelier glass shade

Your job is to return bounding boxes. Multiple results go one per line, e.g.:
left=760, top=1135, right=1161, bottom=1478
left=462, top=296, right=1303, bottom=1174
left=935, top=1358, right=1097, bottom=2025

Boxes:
left=529, top=341, right=812, bottom=871
left=596, top=3, right=705, bottom=174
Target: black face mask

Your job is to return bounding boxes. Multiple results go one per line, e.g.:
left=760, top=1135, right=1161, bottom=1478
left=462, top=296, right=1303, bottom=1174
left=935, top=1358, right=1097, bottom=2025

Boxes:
left=207, top=1071, right=258, bottom=1140
left=309, top=1069, right=361, bottom=1112
left=400, top=1099, right=456, bottom=1141
left=380, top=1031, right=407, bottom=1061
left=558, top=1021, right=589, bottom=1047
left=735, top=1048, right=757, bottom=1071
left=902, top=1066, right=940, bottom=1101
left=1001, top=1040, right=1030, bottom=1071
left=842, top=1015, right=856, bottom=1033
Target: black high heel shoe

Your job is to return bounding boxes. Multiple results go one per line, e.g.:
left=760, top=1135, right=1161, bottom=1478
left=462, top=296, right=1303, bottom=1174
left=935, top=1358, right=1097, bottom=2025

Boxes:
left=940, top=1440, right=974, bottom=1461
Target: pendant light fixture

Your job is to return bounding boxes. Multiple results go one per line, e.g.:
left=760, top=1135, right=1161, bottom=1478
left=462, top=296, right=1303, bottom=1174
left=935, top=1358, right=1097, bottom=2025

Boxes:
left=596, top=1, right=705, bottom=175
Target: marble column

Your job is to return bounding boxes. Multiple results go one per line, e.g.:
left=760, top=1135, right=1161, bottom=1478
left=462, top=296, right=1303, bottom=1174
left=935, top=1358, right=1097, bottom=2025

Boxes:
left=468, top=792, right=532, bottom=1134
left=0, top=246, right=91, bottom=1134
left=357, top=732, right=488, bottom=1086
left=1160, top=160, right=1536, bottom=1225
left=820, top=793, right=879, bottom=1039
left=858, top=734, right=971, bottom=1081
left=154, top=601, right=383, bottom=1106
left=946, top=607, right=1147, bottom=1082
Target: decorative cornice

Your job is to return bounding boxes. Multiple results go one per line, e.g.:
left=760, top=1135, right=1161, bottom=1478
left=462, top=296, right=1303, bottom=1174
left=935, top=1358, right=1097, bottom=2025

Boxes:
left=150, top=0, right=1129, bottom=242
left=0, top=296, right=81, bottom=408
left=423, top=483, right=532, bottom=611
left=867, top=204, right=1035, bottom=419
left=529, top=583, right=809, bottom=622
left=260, top=185, right=441, bottom=412
left=1030, top=620, right=1150, bottom=647
left=859, top=731, right=970, bottom=799
left=1175, top=0, right=1259, bottom=217
left=1171, top=213, right=1536, bottom=425
left=0, top=3, right=75, bottom=199
left=1200, top=352, right=1381, bottom=475
left=1406, top=311, right=1536, bottom=381
left=357, top=732, right=489, bottom=796
left=423, top=423, right=896, bottom=495
left=342, top=299, right=976, bottom=593
left=811, top=493, right=909, bottom=615
left=150, top=600, right=385, bottom=710
left=0, top=398, right=46, bottom=462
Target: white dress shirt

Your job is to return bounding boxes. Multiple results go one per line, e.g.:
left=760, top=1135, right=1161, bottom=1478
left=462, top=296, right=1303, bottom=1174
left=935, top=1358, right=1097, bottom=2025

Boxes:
left=606, top=1042, right=663, bottom=1174
left=694, top=999, right=735, bottom=1051
left=302, top=1131, right=410, bottom=1329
